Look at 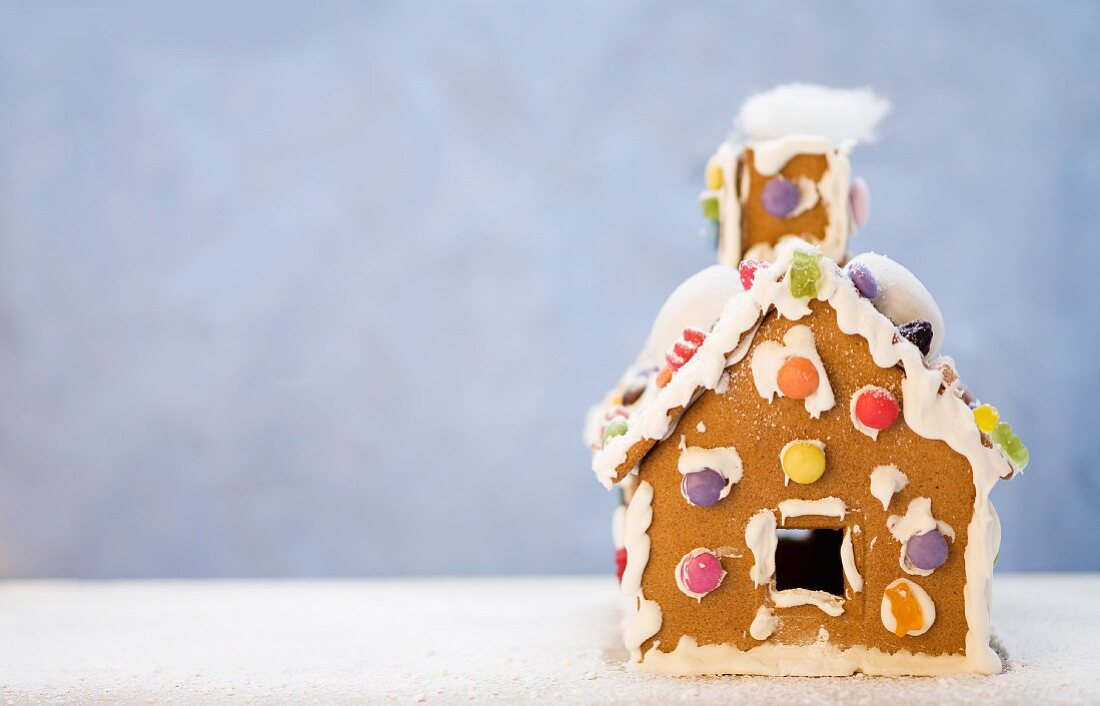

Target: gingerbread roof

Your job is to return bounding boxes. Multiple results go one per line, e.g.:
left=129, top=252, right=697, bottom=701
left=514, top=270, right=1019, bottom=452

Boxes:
left=585, top=241, right=1024, bottom=490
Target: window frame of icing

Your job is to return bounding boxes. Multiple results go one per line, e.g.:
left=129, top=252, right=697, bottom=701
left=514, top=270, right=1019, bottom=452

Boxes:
left=759, top=513, right=865, bottom=621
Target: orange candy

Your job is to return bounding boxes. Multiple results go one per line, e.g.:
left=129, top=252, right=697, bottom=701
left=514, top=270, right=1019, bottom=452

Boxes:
left=884, top=582, right=924, bottom=637
left=777, top=356, right=820, bottom=400
left=655, top=366, right=673, bottom=388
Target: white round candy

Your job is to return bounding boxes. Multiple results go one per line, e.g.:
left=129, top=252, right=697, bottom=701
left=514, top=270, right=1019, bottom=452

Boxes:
left=847, top=253, right=945, bottom=356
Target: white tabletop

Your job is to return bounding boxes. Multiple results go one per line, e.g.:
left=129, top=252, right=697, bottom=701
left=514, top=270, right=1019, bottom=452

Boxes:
left=0, top=575, right=1095, bottom=704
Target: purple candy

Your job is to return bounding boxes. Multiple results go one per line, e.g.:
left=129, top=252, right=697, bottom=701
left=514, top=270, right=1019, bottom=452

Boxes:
left=850, top=176, right=871, bottom=227
left=761, top=178, right=801, bottom=217
left=847, top=262, right=878, bottom=299
left=906, top=529, right=949, bottom=571
left=681, top=468, right=726, bottom=507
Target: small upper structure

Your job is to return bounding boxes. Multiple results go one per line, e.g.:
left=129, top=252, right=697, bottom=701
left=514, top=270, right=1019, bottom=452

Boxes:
left=699, top=84, right=890, bottom=267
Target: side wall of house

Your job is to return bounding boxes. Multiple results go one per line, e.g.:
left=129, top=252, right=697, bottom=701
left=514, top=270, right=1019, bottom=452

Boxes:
left=637, top=301, right=976, bottom=657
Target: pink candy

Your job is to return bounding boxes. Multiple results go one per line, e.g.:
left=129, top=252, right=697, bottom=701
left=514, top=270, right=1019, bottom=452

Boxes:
left=677, top=549, right=724, bottom=599
left=850, top=177, right=871, bottom=227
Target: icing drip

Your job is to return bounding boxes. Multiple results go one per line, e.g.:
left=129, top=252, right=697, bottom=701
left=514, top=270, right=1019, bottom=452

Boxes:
left=620, top=481, right=660, bottom=661
left=840, top=526, right=863, bottom=593
left=770, top=587, right=845, bottom=617
left=749, top=606, right=778, bottom=641
left=750, top=325, right=836, bottom=418
left=869, top=465, right=908, bottom=510
left=777, top=497, right=846, bottom=525
left=745, top=510, right=778, bottom=587
left=677, top=446, right=744, bottom=483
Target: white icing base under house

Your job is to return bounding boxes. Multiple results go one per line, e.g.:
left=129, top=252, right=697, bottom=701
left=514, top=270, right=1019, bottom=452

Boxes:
left=636, top=635, right=995, bottom=677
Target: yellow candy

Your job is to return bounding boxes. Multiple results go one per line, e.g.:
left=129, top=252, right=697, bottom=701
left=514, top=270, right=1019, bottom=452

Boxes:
left=973, top=404, right=999, bottom=433
left=705, top=161, right=723, bottom=190
left=781, top=441, right=826, bottom=485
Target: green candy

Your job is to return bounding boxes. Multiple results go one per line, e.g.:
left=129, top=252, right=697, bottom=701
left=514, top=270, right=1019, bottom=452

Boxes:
left=602, top=419, right=628, bottom=447
left=700, top=196, right=720, bottom=221
left=991, top=421, right=1029, bottom=470
left=789, top=251, right=822, bottom=298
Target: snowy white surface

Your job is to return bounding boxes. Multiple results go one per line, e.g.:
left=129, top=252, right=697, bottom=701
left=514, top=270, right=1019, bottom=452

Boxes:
left=0, top=575, right=1095, bottom=704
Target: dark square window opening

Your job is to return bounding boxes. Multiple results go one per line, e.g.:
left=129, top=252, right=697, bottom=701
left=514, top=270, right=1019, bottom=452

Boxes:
left=774, top=528, right=845, bottom=596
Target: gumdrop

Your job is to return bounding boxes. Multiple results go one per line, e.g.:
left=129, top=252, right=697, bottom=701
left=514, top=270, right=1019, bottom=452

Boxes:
left=700, top=196, right=720, bottom=221
left=601, top=418, right=627, bottom=447
left=789, top=251, right=822, bottom=298
left=739, top=259, right=766, bottom=290
left=761, top=177, right=801, bottom=217
left=972, top=404, right=999, bottom=433
left=705, top=161, right=723, bottom=190
left=898, top=320, right=933, bottom=357
left=615, top=547, right=627, bottom=582
left=991, top=421, right=1029, bottom=470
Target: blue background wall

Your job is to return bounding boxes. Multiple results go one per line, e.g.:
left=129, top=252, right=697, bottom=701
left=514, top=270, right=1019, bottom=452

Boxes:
left=0, top=2, right=1095, bottom=577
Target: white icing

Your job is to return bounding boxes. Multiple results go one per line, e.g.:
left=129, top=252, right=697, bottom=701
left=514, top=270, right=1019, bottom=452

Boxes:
left=696, top=421, right=706, bottom=433
left=749, top=606, right=777, bottom=641
left=592, top=242, right=1008, bottom=675
left=777, top=497, right=845, bottom=525
left=636, top=635, right=985, bottom=677
left=770, top=587, right=845, bottom=617
left=677, top=446, right=743, bottom=484
left=636, top=264, right=742, bottom=367
left=738, top=84, right=890, bottom=144
left=869, top=464, right=908, bottom=510
left=710, top=142, right=743, bottom=269
left=674, top=548, right=726, bottom=601
left=887, top=497, right=956, bottom=577
left=880, top=578, right=935, bottom=637
left=789, top=176, right=820, bottom=217
left=841, top=526, right=863, bottom=593
left=745, top=510, right=777, bottom=587
left=620, top=481, right=660, bottom=661
left=620, top=482, right=653, bottom=596
left=847, top=252, right=945, bottom=356
left=848, top=385, right=892, bottom=440
left=750, top=325, right=835, bottom=418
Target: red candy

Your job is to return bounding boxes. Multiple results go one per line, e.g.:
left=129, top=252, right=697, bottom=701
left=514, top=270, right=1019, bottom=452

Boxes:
left=615, top=547, right=628, bottom=582
left=854, top=387, right=900, bottom=430
left=666, top=328, right=707, bottom=372
left=739, top=259, right=766, bottom=289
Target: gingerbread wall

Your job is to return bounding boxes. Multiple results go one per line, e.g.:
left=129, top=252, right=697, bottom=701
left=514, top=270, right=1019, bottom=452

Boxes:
left=740, top=149, right=831, bottom=254
left=637, top=300, right=976, bottom=658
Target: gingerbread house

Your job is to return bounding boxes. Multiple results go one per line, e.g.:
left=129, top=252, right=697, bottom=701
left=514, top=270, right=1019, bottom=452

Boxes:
left=584, top=87, right=1028, bottom=676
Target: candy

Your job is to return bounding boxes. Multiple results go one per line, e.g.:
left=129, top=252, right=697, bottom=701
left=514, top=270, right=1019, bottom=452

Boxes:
left=601, top=418, right=627, bottom=447
left=789, top=251, right=822, bottom=298
left=906, top=529, right=949, bottom=571
left=849, top=176, right=871, bottom=227
left=781, top=441, right=827, bottom=485
left=681, top=468, right=727, bottom=507
left=881, top=579, right=934, bottom=637
left=991, top=421, right=1030, bottom=470
left=847, top=261, right=878, bottom=299
left=776, top=356, right=820, bottom=399
left=739, top=259, right=766, bottom=290
left=666, top=328, right=706, bottom=372
left=676, top=549, right=725, bottom=598
left=700, top=196, right=720, bottom=221
left=615, top=547, right=627, bottom=582
left=854, top=387, right=900, bottom=431
left=972, top=404, right=999, bottom=433
left=897, top=320, right=933, bottom=357
left=655, top=366, right=672, bottom=388
left=761, top=177, right=801, bottom=217
left=705, top=161, right=723, bottom=190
